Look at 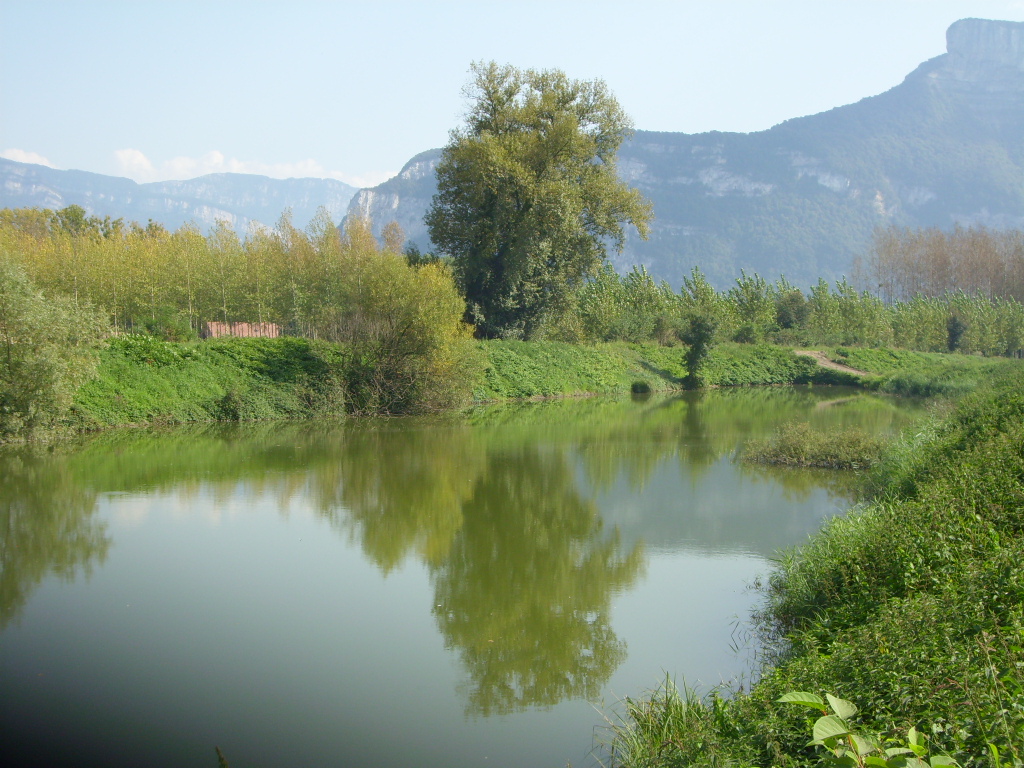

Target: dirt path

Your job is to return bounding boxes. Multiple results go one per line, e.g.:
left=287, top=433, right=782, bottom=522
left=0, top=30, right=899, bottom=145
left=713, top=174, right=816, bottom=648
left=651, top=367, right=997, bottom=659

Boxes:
left=794, top=350, right=870, bottom=376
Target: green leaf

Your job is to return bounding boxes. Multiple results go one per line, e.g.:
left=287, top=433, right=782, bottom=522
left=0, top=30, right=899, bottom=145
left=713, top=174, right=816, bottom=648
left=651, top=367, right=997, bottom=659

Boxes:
left=865, top=757, right=891, bottom=768
left=886, top=748, right=915, bottom=757
left=825, top=755, right=858, bottom=768
left=778, top=691, right=825, bottom=709
left=928, top=755, right=960, bottom=768
left=812, top=715, right=851, bottom=744
left=852, top=733, right=881, bottom=755
left=827, top=693, right=859, bottom=720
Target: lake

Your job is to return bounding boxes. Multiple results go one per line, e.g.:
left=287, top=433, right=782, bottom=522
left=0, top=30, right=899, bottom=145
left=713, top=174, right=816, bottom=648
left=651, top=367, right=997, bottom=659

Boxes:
left=0, top=388, right=924, bottom=767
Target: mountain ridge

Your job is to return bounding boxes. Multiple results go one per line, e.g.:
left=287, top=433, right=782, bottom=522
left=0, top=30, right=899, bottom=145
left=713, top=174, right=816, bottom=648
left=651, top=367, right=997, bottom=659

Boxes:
left=0, top=160, right=357, bottom=232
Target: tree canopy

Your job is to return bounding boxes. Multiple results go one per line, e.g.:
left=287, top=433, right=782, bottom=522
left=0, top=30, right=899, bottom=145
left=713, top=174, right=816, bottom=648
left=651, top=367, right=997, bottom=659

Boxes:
left=426, top=62, right=653, bottom=339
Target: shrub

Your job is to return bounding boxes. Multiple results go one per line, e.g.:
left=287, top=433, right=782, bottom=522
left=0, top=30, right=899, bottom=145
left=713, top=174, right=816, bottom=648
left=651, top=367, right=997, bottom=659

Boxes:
left=327, top=254, right=479, bottom=414
left=679, top=314, right=717, bottom=388
left=0, top=253, right=109, bottom=438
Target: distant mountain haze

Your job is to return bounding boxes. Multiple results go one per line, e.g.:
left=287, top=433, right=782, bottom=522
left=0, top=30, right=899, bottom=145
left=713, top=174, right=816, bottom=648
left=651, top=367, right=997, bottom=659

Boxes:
left=0, top=163, right=357, bottom=232
left=3, top=18, right=1021, bottom=288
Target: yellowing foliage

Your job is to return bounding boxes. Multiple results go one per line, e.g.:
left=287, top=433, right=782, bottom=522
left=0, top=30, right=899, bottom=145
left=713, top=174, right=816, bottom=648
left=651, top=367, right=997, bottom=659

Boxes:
left=0, top=207, right=479, bottom=415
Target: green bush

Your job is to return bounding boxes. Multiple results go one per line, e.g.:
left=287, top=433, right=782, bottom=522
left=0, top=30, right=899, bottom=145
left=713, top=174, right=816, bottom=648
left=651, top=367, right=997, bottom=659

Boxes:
left=328, top=254, right=479, bottom=414
left=137, top=307, right=197, bottom=342
left=0, top=253, right=109, bottom=439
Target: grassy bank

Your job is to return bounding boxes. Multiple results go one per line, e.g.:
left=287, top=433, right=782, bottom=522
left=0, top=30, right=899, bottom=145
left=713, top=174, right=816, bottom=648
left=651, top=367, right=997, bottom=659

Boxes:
left=474, top=341, right=861, bottom=400
left=474, top=340, right=1011, bottom=400
left=51, top=336, right=1017, bottom=433
left=604, top=365, right=1024, bottom=767
left=70, top=335, right=348, bottom=429
left=67, top=338, right=860, bottom=431
left=829, top=347, right=1016, bottom=398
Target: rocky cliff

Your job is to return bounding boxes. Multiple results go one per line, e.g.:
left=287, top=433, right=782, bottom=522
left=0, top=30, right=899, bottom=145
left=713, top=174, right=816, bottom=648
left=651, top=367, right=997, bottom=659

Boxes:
left=345, top=151, right=439, bottom=245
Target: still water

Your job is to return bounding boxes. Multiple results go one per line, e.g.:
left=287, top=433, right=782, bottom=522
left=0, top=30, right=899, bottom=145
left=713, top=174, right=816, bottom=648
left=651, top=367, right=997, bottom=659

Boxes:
left=0, top=388, right=924, bottom=768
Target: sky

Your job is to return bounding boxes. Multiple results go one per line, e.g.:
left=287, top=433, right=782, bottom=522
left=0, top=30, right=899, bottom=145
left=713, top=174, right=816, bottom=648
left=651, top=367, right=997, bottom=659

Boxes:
left=2, top=0, right=1023, bottom=189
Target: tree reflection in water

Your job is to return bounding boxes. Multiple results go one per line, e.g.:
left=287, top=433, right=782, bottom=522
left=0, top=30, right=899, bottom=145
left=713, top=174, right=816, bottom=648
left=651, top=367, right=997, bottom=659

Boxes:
left=309, top=422, right=485, bottom=572
left=0, top=388, right=922, bottom=715
left=307, top=425, right=644, bottom=714
left=0, top=448, right=110, bottom=628
left=429, top=446, right=644, bottom=715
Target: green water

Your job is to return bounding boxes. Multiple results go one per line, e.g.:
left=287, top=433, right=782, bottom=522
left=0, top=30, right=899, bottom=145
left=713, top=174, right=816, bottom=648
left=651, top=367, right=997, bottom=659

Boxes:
left=0, top=388, right=924, bottom=767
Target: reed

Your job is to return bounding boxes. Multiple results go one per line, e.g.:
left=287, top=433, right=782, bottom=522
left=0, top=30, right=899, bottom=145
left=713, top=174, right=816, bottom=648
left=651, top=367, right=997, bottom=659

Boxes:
left=743, top=422, right=885, bottom=470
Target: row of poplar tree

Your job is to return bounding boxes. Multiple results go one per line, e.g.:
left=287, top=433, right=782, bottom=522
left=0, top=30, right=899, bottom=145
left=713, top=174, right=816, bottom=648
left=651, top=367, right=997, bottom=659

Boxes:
left=1, top=206, right=421, bottom=340
left=558, top=262, right=1024, bottom=357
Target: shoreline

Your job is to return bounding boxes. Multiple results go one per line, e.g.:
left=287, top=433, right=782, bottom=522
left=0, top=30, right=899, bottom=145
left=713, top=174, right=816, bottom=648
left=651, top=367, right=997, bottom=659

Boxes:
left=5, top=337, right=1010, bottom=445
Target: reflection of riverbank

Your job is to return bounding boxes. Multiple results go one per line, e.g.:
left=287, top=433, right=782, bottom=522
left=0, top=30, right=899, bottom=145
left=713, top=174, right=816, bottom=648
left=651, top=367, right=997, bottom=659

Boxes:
left=0, top=389, right=929, bottom=768
left=0, top=447, right=110, bottom=628
left=2, top=387, right=918, bottom=594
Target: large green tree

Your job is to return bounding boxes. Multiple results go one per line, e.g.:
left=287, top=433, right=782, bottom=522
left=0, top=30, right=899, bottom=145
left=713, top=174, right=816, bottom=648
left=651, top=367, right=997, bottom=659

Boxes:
left=426, top=62, right=653, bottom=339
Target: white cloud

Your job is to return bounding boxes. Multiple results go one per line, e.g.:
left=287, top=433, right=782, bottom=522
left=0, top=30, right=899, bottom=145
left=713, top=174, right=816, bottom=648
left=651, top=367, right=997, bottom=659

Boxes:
left=162, top=150, right=226, bottom=179
left=112, top=148, right=396, bottom=188
left=114, top=148, right=155, bottom=178
left=2, top=149, right=55, bottom=167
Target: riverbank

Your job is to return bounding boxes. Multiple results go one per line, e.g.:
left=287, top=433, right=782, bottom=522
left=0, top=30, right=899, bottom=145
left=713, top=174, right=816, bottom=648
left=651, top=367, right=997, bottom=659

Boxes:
left=55, top=336, right=1014, bottom=434
left=68, top=335, right=349, bottom=430
left=605, top=363, right=1024, bottom=767
left=471, top=340, right=860, bottom=400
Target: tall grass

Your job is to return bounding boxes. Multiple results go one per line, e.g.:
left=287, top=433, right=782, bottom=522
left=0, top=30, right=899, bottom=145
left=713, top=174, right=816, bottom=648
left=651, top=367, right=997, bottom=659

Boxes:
left=743, top=422, right=885, bottom=470
left=599, top=678, right=754, bottom=768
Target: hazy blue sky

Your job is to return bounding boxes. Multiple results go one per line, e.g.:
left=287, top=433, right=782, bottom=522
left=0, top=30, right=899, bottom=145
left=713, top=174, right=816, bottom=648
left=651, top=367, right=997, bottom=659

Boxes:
left=3, top=0, right=1023, bottom=188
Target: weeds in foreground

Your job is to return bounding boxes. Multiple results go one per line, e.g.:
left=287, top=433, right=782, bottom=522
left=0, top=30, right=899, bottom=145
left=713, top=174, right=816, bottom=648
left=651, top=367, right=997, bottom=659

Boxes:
left=778, top=692, right=960, bottom=768
left=598, top=677, right=751, bottom=768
